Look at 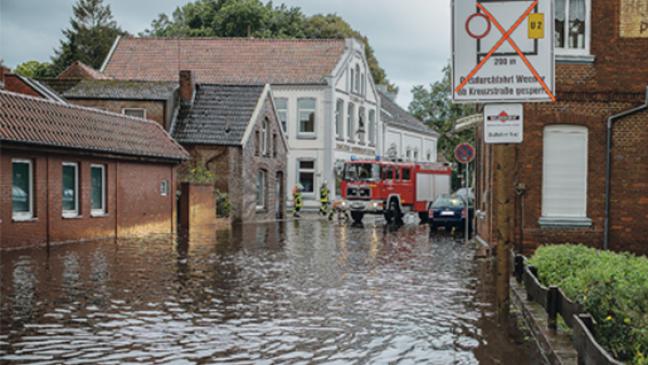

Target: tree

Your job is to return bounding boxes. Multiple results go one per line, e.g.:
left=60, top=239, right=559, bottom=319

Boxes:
left=51, top=0, right=126, bottom=74
left=14, top=60, right=58, bottom=78
left=408, top=64, right=477, bottom=161
left=145, top=0, right=394, bottom=90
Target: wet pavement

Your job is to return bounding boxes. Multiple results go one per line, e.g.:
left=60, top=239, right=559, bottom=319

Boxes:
left=0, top=218, right=539, bottom=364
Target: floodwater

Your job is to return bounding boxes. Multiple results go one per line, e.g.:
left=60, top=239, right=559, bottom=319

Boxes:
left=0, top=219, right=539, bottom=364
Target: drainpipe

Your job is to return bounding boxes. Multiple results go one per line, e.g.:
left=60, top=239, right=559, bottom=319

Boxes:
left=603, top=86, right=648, bottom=250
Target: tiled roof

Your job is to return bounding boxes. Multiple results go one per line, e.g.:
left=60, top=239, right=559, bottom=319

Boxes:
left=0, top=90, right=188, bottom=161
left=103, top=37, right=347, bottom=85
left=379, top=92, right=439, bottom=137
left=38, top=78, right=82, bottom=94
left=64, top=80, right=178, bottom=100
left=173, top=84, right=265, bottom=146
left=58, top=61, right=111, bottom=80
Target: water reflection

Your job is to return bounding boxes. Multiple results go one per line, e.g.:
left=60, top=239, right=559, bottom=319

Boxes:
left=0, top=221, right=537, bottom=364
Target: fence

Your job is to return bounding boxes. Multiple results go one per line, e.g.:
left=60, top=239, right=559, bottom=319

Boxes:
left=512, top=253, right=624, bottom=365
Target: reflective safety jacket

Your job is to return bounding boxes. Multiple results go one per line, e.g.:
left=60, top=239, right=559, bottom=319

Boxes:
left=293, top=192, right=303, bottom=208
left=320, top=186, right=330, bottom=203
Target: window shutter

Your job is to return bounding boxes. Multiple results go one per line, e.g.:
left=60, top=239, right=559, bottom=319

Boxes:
left=542, top=125, right=588, bottom=218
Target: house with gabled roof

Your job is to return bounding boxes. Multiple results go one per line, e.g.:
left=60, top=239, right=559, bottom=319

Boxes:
left=0, top=89, right=189, bottom=250
left=98, top=36, right=388, bottom=208
left=173, top=71, right=288, bottom=223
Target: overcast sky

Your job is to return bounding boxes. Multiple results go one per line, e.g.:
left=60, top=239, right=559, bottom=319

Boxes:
left=0, top=0, right=451, bottom=107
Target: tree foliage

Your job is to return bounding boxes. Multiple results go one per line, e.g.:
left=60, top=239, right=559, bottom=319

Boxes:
left=408, top=64, right=477, bottom=161
left=51, top=0, right=126, bottom=75
left=145, top=0, right=393, bottom=90
left=14, top=60, right=58, bottom=78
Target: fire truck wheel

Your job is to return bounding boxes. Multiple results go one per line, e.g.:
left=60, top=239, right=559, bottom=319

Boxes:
left=389, top=200, right=403, bottom=224
left=351, top=211, right=364, bottom=224
left=418, top=212, right=429, bottom=223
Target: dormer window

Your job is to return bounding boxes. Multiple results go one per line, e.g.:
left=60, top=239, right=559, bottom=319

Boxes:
left=555, top=0, right=590, bottom=56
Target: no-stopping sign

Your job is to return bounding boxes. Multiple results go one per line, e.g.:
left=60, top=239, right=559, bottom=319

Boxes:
left=452, top=0, right=555, bottom=103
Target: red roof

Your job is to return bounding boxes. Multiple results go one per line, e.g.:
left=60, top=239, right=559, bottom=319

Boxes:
left=102, top=37, right=347, bottom=85
left=58, top=61, right=111, bottom=80
left=0, top=90, right=188, bottom=162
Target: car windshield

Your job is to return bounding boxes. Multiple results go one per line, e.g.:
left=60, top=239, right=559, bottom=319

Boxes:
left=344, top=163, right=381, bottom=182
left=432, top=196, right=464, bottom=208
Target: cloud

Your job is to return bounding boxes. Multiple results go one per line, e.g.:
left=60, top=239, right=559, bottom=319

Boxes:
left=0, top=0, right=451, bottom=108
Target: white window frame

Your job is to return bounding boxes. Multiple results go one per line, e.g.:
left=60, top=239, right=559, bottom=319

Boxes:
left=555, top=0, right=591, bottom=57
left=297, top=98, right=316, bottom=139
left=368, top=109, right=376, bottom=146
left=335, top=99, right=344, bottom=140
left=347, top=103, right=355, bottom=143
left=256, top=169, right=267, bottom=211
left=355, top=65, right=361, bottom=93
left=275, top=97, right=288, bottom=135
left=350, top=68, right=355, bottom=92
left=62, top=162, right=79, bottom=218
left=297, top=159, right=316, bottom=196
left=122, top=108, right=147, bottom=119
left=12, top=159, right=34, bottom=221
left=90, top=164, right=106, bottom=216
left=160, top=180, right=169, bottom=196
left=541, top=125, right=590, bottom=225
left=358, top=106, right=366, bottom=145
left=261, top=119, right=269, bottom=156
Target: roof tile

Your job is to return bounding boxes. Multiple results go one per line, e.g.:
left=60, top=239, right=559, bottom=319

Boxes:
left=0, top=90, right=189, bottom=161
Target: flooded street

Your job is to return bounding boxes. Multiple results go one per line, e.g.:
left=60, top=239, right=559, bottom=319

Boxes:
left=0, top=219, right=538, bottom=364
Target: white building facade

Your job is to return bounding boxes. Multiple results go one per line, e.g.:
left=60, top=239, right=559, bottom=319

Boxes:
left=273, top=39, right=382, bottom=206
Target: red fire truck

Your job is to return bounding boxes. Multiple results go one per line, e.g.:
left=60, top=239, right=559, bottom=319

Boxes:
left=341, top=160, right=452, bottom=224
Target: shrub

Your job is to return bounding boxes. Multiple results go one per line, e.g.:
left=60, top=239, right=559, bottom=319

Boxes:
left=183, top=165, right=216, bottom=184
left=529, top=245, right=648, bottom=364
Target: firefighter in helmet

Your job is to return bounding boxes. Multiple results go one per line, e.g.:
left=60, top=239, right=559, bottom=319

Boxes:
left=319, top=181, right=332, bottom=218
left=292, top=184, right=303, bottom=218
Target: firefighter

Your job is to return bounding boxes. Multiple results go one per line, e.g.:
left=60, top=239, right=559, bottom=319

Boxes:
left=292, top=184, right=303, bottom=218
left=319, top=181, right=332, bottom=218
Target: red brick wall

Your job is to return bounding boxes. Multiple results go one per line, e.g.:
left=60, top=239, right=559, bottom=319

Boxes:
left=474, top=0, right=648, bottom=256
left=0, top=149, right=177, bottom=250
left=609, top=109, right=648, bottom=255
left=4, top=75, right=42, bottom=98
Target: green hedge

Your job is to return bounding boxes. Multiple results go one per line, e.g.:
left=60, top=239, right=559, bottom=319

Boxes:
left=529, top=245, right=648, bottom=365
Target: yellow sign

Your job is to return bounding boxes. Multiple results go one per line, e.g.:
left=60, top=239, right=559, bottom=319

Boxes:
left=620, top=0, right=648, bottom=38
left=528, top=13, right=545, bottom=39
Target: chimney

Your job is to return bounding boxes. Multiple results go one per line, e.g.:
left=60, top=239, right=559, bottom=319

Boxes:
left=179, top=70, right=195, bottom=104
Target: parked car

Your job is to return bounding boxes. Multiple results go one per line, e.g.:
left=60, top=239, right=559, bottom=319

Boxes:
left=427, top=194, right=474, bottom=232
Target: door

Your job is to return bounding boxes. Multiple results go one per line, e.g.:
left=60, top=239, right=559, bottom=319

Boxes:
left=275, top=172, right=284, bottom=219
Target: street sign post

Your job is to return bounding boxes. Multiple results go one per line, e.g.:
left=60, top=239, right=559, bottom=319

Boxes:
left=454, top=143, right=475, bottom=246
left=484, top=103, right=524, bottom=144
left=452, top=0, right=555, bottom=103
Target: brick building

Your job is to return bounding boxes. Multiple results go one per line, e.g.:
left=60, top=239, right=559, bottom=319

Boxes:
left=173, top=71, right=288, bottom=224
left=474, top=0, right=648, bottom=256
left=0, top=90, right=188, bottom=250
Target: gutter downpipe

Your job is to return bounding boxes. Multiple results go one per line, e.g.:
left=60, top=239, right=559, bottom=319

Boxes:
left=603, top=87, right=648, bottom=250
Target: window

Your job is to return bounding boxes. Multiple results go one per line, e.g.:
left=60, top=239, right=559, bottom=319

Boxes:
left=298, top=160, right=315, bottom=194
left=383, top=167, right=394, bottom=180
left=368, top=110, right=376, bottom=145
left=275, top=98, right=288, bottom=134
left=406, top=148, right=412, bottom=160
left=355, top=65, right=361, bottom=93
left=347, top=103, right=355, bottom=142
left=414, top=149, right=419, bottom=161
left=122, top=108, right=146, bottom=119
left=256, top=170, right=267, bottom=210
left=335, top=99, right=344, bottom=140
left=12, top=159, right=33, bottom=220
left=555, top=0, right=589, bottom=54
left=273, top=133, right=278, bottom=158
left=297, top=98, right=316, bottom=137
left=255, top=131, right=260, bottom=156
left=62, top=162, right=79, bottom=217
left=542, top=125, right=588, bottom=220
left=261, top=119, right=269, bottom=156
left=160, top=180, right=169, bottom=196
left=91, top=165, right=106, bottom=215
left=350, top=68, right=355, bottom=91
left=358, top=107, right=366, bottom=144
left=361, top=73, right=366, bottom=95
left=402, top=168, right=411, bottom=181
left=427, top=150, right=432, bottom=162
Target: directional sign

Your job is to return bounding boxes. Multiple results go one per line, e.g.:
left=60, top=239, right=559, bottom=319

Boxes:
left=484, top=104, right=524, bottom=144
left=454, top=143, right=476, bottom=164
left=452, top=0, right=555, bottom=103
